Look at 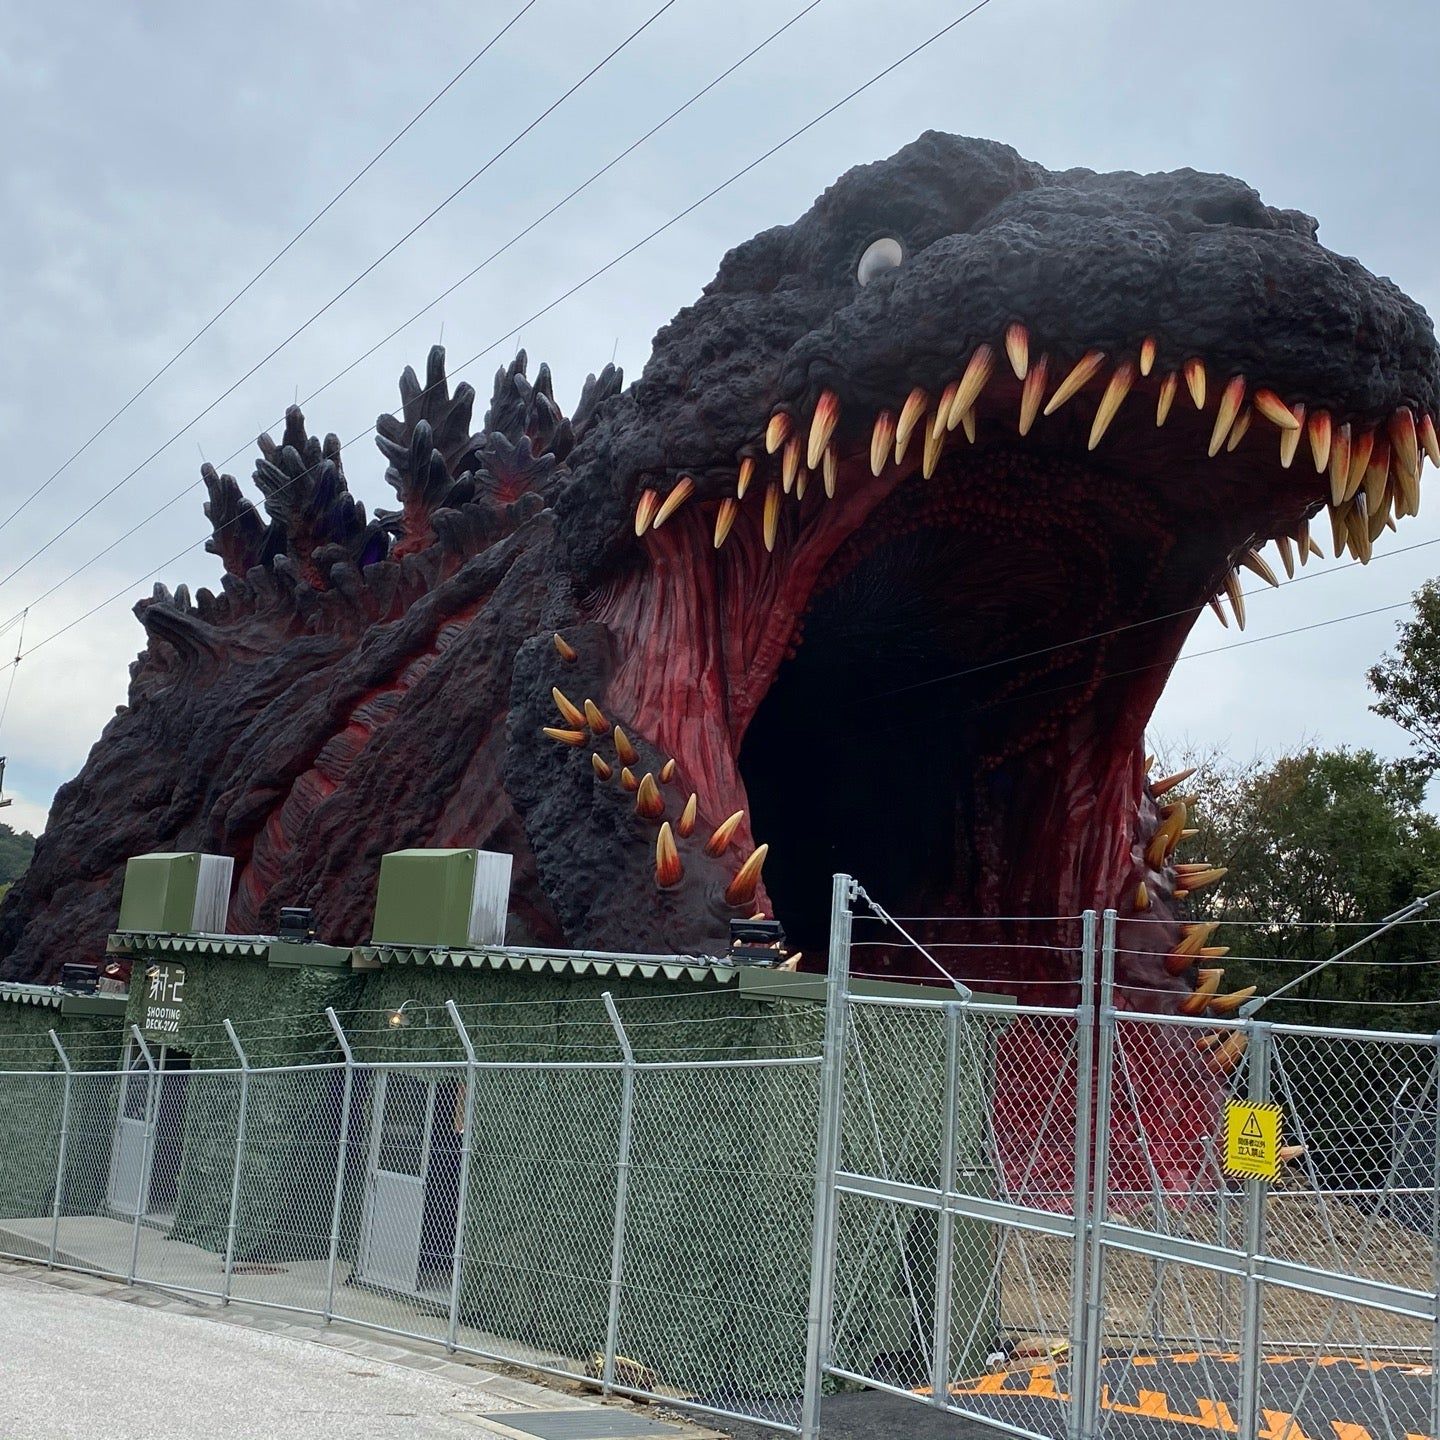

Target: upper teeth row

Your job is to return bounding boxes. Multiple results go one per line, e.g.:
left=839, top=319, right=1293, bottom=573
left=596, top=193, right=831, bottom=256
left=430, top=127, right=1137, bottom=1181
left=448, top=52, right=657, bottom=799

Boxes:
left=631, top=324, right=1439, bottom=568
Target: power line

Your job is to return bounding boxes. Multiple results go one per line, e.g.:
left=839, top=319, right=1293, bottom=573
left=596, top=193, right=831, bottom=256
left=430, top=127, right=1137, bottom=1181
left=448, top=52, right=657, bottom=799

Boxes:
left=0, top=0, right=542, bottom=543
left=967, top=593, right=1429, bottom=722
left=0, top=0, right=1002, bottom=672
left=0, top=0, right=830, bottom=631
left=0, top=0, right=680, bottom=597
left=0, top=610, right=26, bottom=745
left=851, top=527, right=1440, bottom=714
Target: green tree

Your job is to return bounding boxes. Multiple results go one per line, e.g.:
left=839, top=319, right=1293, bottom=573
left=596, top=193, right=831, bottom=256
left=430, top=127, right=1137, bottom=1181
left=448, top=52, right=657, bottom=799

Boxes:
left=1182, top=747, right=1440, bottom=1035
left=0, top=823, right=34, bottom=888
left=1368, top=578, right=1440, bottom=775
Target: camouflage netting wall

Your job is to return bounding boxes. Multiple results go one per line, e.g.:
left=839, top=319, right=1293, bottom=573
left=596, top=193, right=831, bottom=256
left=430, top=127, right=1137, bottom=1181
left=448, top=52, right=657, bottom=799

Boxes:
left=0, top=992, right=128, bottom=1219
left=0, top=950, right=1002, bottom=1400
left=345, top=964, right=828, bottom=1396
left=119, top=952, right=361, bottom=1259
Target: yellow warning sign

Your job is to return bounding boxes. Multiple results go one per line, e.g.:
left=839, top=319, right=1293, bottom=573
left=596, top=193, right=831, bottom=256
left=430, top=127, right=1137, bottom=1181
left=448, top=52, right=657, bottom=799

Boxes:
left=1224, top=1100, right=1283, bottom=1180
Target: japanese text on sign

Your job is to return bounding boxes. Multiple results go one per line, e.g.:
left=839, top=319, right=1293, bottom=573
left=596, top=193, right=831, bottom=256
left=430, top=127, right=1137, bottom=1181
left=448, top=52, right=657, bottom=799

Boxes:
left=1223, top=1099, right=1282, bottom=1180
left=143, top=962, right=186, bottom=1040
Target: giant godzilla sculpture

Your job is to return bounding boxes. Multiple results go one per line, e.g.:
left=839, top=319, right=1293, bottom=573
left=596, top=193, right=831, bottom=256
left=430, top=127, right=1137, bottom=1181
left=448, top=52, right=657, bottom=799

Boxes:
left=3, top=134, right=1437, bottom=1063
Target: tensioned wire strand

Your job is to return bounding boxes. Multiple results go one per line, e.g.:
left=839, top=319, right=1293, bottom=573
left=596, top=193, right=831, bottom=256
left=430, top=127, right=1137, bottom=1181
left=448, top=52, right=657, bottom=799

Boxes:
left=0, top=0, right=1003, bottom=671
left=0, top=0, right=544, bottom=544
left=0, top=0, right=830, bottom=635
left=0, top=0, right=683, bottom=597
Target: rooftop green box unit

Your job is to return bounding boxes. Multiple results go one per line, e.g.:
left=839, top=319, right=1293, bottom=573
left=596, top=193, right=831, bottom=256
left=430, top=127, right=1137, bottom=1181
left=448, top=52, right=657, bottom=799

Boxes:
left=371, top=848, right=512, bottom=948
left=117, top=852, right=234, bottom=935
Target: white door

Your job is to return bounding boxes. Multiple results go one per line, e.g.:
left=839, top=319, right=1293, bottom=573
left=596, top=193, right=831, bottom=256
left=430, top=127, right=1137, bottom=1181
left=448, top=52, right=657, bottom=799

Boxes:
left=358, top=1072, right=435, bottom=1294
left=106, top=1050, right=151, bottom=1215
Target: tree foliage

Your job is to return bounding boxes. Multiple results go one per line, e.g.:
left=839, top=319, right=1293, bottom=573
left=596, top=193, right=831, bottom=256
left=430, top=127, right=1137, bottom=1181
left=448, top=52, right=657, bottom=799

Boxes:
left=0, top=824, right=34, bottom=888
left=1182, top=746, right=1440, bottom=1034
left=1368, top=578, right=1440, bottom=776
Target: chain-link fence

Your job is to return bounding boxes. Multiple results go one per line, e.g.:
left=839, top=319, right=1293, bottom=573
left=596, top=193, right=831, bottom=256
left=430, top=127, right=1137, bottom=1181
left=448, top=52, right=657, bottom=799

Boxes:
left=818, top=882, right=1440, bottom=1440
left=0, top=994, right=826, bottom=1435
left=0, top=879, right=1435, bottom=1440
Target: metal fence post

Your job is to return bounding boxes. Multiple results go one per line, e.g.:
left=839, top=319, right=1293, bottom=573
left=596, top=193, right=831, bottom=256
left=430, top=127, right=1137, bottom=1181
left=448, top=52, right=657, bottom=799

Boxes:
left=220, top=1020, right=251, bottom=1303
left=1427, top=1031, right=1438, bottom=1440
left=1078, top=908, right=1118, bottom=1440
left=1236, top=1019, right=1272, bottom=1440
left=601, top=991, right=636, bottom=1395
left=799, top=872, right=855, bottom=1440
left=1066, top=911, right=1098, bottom=1440
left=444, top=1000, right=478, bottom=1353
left=929, top=999, right=963, bottom=1408
left=323, top=1007, right=355, bottom=1323
left=128, top=1025, right=158, bottom=1285
left=47, top=1030, right=73, bottom=1268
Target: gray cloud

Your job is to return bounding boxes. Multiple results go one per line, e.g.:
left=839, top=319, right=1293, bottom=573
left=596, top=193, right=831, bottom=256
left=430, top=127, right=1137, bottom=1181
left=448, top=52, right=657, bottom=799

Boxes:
left=2, top=0, right=1438, bottom=830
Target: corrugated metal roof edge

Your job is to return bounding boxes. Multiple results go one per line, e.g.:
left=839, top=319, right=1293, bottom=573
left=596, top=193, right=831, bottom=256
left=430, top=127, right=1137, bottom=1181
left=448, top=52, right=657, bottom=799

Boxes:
left=0, top=982, right=65, bottom=1010
left=358, top=945, right=738, bottom=986
left=108, top=931, right=743, bottom=987
left=108, top=932, right=271, bottom=960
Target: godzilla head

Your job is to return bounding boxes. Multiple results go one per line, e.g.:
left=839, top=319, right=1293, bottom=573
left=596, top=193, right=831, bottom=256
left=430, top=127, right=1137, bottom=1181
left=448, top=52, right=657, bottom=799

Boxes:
left=5, top=132, right=1436, bottom=1050
left=529, top=131, right=1440, bottom=1001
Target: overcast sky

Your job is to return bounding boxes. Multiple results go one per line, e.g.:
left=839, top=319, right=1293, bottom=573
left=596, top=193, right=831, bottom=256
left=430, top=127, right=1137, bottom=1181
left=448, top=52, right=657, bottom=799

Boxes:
left=1, top=0, right=1438, bottom=835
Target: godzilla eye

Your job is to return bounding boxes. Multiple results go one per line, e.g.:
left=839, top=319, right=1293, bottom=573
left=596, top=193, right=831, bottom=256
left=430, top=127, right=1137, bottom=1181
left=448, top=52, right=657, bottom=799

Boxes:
left=856, top=236, right=903, bottom=286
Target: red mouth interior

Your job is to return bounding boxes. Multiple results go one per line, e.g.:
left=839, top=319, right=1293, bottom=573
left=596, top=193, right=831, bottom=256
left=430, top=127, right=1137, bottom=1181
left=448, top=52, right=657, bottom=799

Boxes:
left=600, top=357, right=1380, bottom=986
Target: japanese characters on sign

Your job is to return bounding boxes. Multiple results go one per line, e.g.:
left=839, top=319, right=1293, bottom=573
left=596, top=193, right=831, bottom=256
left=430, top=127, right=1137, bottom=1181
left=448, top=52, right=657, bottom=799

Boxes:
left=1223, top=1099, right=1283, bottom=1181
left=143, top=961, right=186, bottom=1040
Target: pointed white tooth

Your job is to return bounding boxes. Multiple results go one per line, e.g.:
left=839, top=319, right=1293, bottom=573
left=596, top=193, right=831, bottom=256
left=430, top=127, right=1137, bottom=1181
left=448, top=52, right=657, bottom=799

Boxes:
left=1223, top=569, right=1247, bottom=630
left=1275, top=534, right=1295, bottom=579
left=1156, top=372, right=1178, bottom=427
left=1307, top=410, right=1332, bottom=473
left=1208, top=376, right=1245, bottom=457
left=1327, top=423, right=1352, bottom=506
left=1279, top=402, right=1305, bottom=469
left=736, top=456, right=756, bottom=498
left=1239, top=548, right=1278, bottom=587
left=1224, top=406, right=1252, bottom=453
left=806, top=389, right=840, bottom=470
left=765, top=411, right=792, bottom=455
left=782, top=433, right=801, bottom=493
left=949, top=344, right=995, bottom=427
left=1019, top=357, right=1048, bottom=436
left=1252, top=389, right=1300, bottom=431
left=1043, top=350, right=1105, bottom=416
left=922, top=412, right=946, bottom=479
left=1004, top=323, right=1029, bottom=380
left=870, top=411, right=896, bottom=477
left=1183, top=358, right=1207, bottom=409
left=1139, top=337, right=1156, bottom=377
left=895, top=387, right=928, bottom=463
left=1088, top=363, right=1136, bottom=450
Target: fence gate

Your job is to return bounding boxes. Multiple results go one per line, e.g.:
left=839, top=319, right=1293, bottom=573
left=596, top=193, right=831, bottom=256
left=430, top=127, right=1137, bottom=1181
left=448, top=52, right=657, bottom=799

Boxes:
left=802, top=876, right=1097, bottom=1440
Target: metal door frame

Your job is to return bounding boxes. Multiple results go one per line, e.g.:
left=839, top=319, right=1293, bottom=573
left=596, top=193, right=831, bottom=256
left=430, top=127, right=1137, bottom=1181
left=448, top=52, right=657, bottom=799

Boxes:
left=356, top=1068, right=441, bottom=1296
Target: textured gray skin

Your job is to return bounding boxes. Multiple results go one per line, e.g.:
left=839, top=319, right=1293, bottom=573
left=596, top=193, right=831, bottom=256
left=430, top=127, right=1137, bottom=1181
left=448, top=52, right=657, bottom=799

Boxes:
left=559, top=132, right=1437, bottom=581
left=1, top=132, right=1435, bottom=983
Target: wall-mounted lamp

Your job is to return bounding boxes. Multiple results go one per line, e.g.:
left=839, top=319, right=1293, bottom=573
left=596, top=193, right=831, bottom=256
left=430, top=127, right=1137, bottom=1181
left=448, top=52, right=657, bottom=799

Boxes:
left=387, top=999, right=416, bottom=1030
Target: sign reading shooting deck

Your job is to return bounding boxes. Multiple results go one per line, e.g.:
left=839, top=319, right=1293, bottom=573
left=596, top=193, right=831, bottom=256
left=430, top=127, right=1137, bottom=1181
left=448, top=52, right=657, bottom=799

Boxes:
left=1223, top=1099, right=1282, bottom=1180
left=143, top=962, right=187, bottom=1041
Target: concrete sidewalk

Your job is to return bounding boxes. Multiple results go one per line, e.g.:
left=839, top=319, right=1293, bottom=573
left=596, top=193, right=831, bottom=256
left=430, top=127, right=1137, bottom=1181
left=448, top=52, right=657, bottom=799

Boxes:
left=0, top=1261, right=706, bottom=1440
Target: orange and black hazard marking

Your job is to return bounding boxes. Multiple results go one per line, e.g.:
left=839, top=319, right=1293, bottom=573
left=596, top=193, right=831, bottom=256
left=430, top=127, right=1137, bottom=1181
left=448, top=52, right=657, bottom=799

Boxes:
left=928, top=1349, right=1434, bottom=1440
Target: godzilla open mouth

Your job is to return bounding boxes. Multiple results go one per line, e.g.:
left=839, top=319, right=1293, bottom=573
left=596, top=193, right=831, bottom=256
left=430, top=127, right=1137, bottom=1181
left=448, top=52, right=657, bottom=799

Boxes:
left=607, top=332, right=1436, bottom=987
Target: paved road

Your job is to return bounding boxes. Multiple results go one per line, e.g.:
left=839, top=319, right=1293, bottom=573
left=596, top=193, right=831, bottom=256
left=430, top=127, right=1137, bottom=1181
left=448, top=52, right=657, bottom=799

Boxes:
left=0, top=1269, right=522, bottom=1439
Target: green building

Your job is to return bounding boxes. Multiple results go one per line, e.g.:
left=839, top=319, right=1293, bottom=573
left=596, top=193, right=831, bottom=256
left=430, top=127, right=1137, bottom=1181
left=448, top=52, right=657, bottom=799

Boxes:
left=0, top=850, right=1002, bottom=1409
